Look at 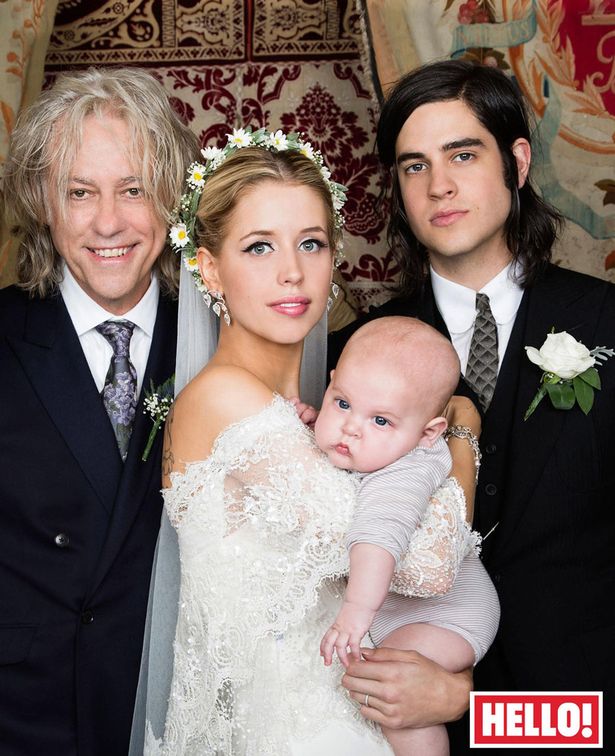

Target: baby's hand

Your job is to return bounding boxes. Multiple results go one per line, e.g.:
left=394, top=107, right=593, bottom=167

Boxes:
left=288, top=396, right=319, bottom=428
left=320, top=602, right=375, bottom=668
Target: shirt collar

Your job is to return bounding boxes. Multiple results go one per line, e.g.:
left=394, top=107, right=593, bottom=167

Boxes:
left=59, top=263, right=159, bottom=337
left=430, top=261, right=523, bottom=335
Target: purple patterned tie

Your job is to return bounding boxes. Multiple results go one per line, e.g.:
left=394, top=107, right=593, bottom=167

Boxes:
left=96, top=320, right=138, bottom=460
left=465, top=293, right=498, bottom=411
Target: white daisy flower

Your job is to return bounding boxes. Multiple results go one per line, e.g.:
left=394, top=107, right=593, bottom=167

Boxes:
left=184, top=255, right=199, bottom=272
left=227, top=128, right=252, bottom=148
left=299, top=141, right=315, bottom=160
left=170, top=223, right=190, bottom=248
left=187, top=163, right=207, bottom=188
left=268, top=130, right=288, bottom=150
left=201, top=146, right=223, bottom=163
left=320, top=166, right=331, bottom=181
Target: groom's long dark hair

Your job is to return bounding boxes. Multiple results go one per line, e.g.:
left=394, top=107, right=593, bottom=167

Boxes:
left=377, top=59, right=563, bottom=297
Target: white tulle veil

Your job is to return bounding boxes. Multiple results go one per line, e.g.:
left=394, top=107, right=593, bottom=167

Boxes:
left=129, top=263, right=328, bottom=752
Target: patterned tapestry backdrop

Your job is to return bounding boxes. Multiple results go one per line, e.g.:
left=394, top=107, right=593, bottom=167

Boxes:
left=43, top=0, right=397, bottom=312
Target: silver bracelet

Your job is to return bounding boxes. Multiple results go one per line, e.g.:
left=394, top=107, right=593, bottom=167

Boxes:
left=444, top=424, right=481, bottom=483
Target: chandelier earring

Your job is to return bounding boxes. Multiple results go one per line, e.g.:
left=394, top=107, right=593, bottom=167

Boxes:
left=209, top=290, right=231, bottom=327
left=327, top=280, right=340, bottom=313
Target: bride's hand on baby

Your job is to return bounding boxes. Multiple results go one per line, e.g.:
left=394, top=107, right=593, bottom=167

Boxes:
left=288, top=397, right=319, bottom=428
left=320, top=603, right=375, bottom=668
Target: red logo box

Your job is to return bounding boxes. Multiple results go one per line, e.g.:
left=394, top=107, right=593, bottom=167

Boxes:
left=470, top=692, right=602, bottom=748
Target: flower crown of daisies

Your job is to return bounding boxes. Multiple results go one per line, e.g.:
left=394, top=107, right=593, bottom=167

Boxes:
left=169, top=127, right=347, bottom=297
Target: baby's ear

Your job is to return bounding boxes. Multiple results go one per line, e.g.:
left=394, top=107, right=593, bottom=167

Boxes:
left=418, top=417, right=447, bottom=448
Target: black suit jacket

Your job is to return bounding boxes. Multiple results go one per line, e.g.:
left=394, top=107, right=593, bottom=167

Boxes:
left=0, top=286, right=177, bottom=756
left=329, top=264, right=615, bottom=753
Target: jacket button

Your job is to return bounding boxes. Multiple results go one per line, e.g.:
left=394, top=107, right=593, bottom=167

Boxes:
left=485, top=443, right=497, bottom=455
left=493, top=573, right=501, bottom=584
left=54, top=533, right=70, bottom=548
left=485, top=483, right=498, bottom=496
left=81, top=610, right=94, bottom=625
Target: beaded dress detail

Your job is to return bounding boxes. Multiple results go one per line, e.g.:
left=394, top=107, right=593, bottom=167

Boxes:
left=144, top=396, right=476, bottom=755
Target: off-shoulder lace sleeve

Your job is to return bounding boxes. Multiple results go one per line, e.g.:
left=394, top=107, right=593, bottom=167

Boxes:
left=346, top=438, right=451, bottom=565
left=392, top=477, right=482, bottom=598
left=346, top=439, right=479, bottom=599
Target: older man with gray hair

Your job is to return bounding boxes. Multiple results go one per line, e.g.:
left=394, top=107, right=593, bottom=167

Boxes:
left=0, top=68, right=197, bottom=755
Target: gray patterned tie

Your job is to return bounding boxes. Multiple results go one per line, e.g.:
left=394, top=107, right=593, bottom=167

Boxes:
left=465, top=293, right=498, bottom=411
left=96, top=320, right=138, bottom=460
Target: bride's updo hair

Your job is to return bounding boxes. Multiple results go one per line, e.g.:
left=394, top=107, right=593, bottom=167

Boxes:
left=194, top=147, right=340, bottom=255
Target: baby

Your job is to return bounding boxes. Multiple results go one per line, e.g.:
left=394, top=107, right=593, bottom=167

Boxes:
left=313, top=317, right=500, bottom=756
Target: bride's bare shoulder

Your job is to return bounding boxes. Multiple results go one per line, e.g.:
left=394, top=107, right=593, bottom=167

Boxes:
left=163, top=366, right=274, bottom=476
left=182, top=365, right=274, bottom=423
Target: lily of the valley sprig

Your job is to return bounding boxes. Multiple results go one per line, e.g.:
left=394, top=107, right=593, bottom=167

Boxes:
left=142, top=375, right=175, bottom=462
left=524, top=331, right=614, bottom=421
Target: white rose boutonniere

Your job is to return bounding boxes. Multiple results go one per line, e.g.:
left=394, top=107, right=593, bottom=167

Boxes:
left=524, top=331, right=614, bottom=420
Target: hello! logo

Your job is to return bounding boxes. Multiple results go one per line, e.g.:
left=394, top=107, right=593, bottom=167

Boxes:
left=470, top=692, right=602, bottom=748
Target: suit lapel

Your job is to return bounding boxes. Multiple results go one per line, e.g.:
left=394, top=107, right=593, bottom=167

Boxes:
left=492, top=266, right=604, bottom=553
left=87, top=294, right=177, bottom=598
left=416, top=281, right=451, bottom=338
left=8, top=295, right=122, bottom=514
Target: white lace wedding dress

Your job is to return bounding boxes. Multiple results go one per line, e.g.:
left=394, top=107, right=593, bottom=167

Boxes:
left=144, top=395, right=475, bottom=755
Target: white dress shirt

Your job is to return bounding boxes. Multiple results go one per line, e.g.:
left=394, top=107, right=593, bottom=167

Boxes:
left=59, top=265, right=159, bottom=396
left=430, top=262, right=524, bottom=376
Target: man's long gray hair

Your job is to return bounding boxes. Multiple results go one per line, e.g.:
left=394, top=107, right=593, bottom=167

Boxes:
left=2, top=67, right=198, bottom=298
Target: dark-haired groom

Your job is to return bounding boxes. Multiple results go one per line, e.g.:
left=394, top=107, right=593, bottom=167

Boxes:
left=330, top=60, right=615, bottom=753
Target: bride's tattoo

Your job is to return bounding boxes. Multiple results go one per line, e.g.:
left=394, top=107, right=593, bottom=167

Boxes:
left=162, top=406, right=175, bottom=477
